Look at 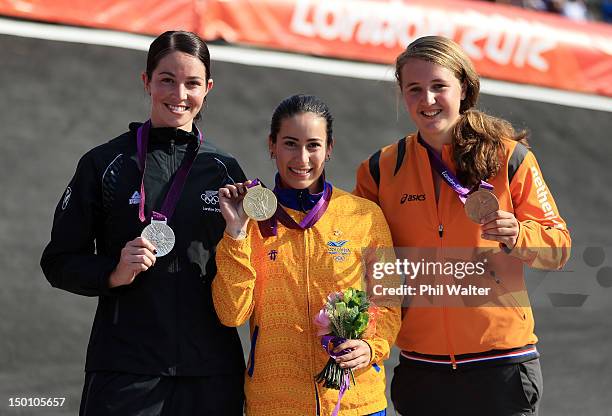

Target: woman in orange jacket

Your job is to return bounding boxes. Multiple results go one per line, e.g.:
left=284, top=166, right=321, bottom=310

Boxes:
left=354, top=36, right=571, bottom=416
left=212, top=94, right=401, bottom=415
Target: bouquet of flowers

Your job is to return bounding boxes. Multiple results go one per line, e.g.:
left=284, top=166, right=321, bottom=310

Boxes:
left=314, top=287, right=377, bottom=391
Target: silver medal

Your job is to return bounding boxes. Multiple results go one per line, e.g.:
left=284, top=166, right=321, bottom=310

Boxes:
left=141, top=219, right=175, bottom=257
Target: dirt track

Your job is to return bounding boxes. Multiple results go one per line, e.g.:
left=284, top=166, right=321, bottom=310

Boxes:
left=1, top=33, right=611, bottom=415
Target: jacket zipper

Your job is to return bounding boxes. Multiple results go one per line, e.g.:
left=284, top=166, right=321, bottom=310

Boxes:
left=170, top=137, right=179, bottom=376
left=304, top=228, right=318, bottom=415
left=438, top=222, right=457, bottom=369
left=435, top=161, right=457, bottom=369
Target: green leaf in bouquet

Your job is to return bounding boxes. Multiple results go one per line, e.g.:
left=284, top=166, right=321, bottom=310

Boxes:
left=335, top=301, right=347, bottom=315
left=346, top=306, right=359, bottom=322
left=343, top=288, right=355, bottom=304
left=353, top=312, right=370, bottom=337
left=356, top=291, right=368, bottom=309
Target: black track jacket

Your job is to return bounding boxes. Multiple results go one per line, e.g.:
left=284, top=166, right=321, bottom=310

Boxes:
left=41, top=123, right=246, bottom=377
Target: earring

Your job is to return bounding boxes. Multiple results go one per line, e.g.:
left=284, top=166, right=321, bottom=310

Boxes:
left=270, top=153, right=276, bottom=159
left=325, top=155, right=331, bottom=161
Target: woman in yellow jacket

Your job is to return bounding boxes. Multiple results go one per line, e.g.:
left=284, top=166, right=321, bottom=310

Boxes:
left=212, top=94, right=401, bottom=415
left=355, top=37, right=571, bottom=416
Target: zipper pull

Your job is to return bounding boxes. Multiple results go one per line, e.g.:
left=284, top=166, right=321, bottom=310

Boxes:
left=438, top=224, right=444, bottom=238
left=450, top=352, right=457, bottom=370
left=169, top=139, right=175, bottom=155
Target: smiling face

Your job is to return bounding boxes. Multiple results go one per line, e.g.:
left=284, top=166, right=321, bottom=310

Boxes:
left=269, top=112, right=332, bottom=193
left=400, top=58, right=466, bottom=145
left=142, top=51, right=213, bottom=131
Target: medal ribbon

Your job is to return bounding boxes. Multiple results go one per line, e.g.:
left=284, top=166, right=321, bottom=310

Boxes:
left=136, top=120, right=202, bottom=223
left=417, top=134, right=492, bottom=203
left=320, top=335, right=352, bottom=416
left=253, top=179, right=333, bottom=237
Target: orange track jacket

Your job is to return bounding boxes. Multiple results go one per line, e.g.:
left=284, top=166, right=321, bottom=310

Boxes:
left=355, top=134, right=571, bottom=358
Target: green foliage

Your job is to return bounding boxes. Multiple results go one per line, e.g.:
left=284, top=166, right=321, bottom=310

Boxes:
left=315, top=288, right=373, bottom=390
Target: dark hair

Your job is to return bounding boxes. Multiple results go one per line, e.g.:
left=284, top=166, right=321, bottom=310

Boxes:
left=146, top=31, right=211, bottom=82
left=269, top=94, right=334, bottom=145
left=395, top=36, right=528, bottom=188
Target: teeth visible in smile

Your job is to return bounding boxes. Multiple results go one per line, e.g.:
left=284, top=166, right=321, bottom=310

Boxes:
left=422, top=110, right=441, bottom=117
left=290, top=168, right=311, bottom=174
left=167, top=104, right=189, bottom=112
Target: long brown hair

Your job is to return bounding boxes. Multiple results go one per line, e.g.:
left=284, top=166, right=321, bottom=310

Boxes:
left=395, top=36, right=528, bottom=188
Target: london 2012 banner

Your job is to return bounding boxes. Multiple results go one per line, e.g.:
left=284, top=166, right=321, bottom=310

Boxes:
left=1, top=0, right=610, bottom=96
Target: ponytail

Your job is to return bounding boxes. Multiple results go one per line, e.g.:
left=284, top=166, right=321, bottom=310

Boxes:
left=452, top=110, right=529, bottom=188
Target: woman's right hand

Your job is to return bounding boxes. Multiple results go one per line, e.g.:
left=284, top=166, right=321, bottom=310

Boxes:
left=108, top=237, right=157, bottom=288
left=219, top=181, right=252, bottom=239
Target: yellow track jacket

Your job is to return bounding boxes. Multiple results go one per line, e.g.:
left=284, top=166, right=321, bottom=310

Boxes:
left=213, top=187, right=401, bottom=415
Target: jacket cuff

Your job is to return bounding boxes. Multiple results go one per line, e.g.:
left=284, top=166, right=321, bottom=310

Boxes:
left=98, top=260, right=126, bottom=296
left=363, top=338, right=388, bottom=365
left=220, top=229, right=252, bottom=251
left=505, top=221, right=538, bottom=264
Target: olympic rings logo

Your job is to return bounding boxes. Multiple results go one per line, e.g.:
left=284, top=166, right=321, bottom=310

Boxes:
left=201, top=191, right=219, bottom=205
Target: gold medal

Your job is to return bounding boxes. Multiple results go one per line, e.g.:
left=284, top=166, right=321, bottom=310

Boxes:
left=242, top=185, right=277, bottom=221
left=464, top=189, right=499, bottom=223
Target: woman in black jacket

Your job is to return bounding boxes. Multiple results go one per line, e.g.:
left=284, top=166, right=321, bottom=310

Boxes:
left=41, top=31, right=246, bottom=415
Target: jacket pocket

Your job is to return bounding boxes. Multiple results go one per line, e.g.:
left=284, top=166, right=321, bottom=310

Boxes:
left=507, top=292, right=527, bottom=320
left=247, top=325, right=259, bottom=377
left=493, top=278, right=527, bottom=320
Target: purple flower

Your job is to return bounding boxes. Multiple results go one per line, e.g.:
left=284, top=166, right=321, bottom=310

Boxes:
left=327, top=292, right=343, bottom=303
left=314, top=309, right=331, bottom=336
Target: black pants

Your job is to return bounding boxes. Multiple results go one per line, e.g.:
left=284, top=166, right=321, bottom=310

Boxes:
left=391, top=357, right=543, bottom=416
left=79, top=371, right=244, bottom=416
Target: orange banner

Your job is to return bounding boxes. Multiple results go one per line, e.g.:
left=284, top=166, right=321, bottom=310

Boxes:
left=201, top=0, right=612, bottom=97
left=1, top=0, right=611, bottom=96
left=0, top=0, right=198, bottom=35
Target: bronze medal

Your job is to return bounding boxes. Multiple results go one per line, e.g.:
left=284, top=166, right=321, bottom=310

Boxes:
left=464, top=190, right=499, bottom=223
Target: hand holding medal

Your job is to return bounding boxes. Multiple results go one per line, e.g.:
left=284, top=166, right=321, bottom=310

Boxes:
left=480, top=209, right=520, bottom=248
left=464, top=187, right=519, bottom=247
left=219, top=179, right=279, bottom=239
left=109, top=237, right=157, bottom=288
left=218, top=180, right=250, bottom=229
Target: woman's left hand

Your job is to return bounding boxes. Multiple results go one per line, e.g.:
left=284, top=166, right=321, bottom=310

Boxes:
left=480, top=210, right=520, bottom=249
left=333, top=340, right=372, bottom=371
